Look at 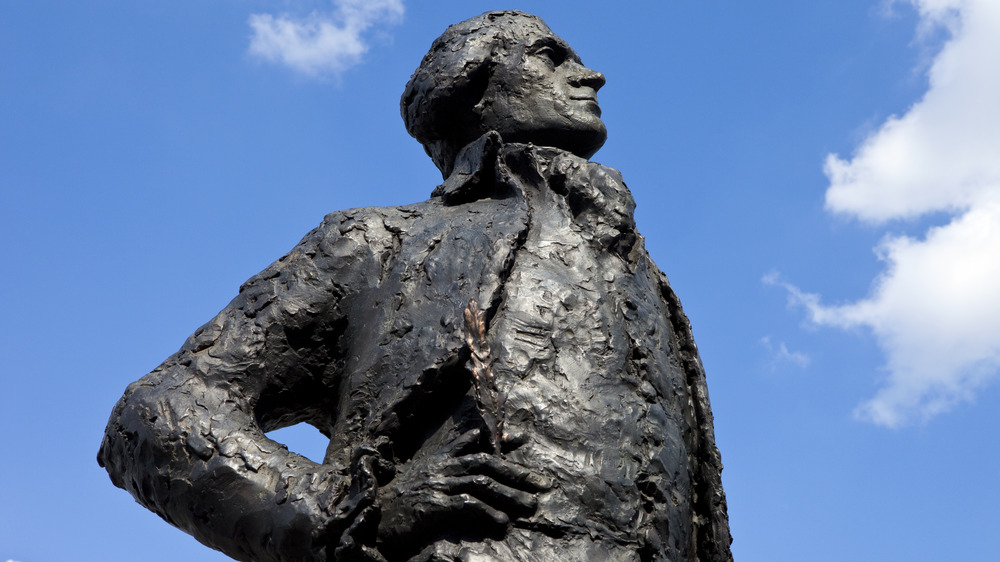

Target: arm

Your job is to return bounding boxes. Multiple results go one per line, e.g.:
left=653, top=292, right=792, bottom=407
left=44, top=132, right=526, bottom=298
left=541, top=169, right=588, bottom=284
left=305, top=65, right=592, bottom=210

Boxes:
left=98, top=211, right=382, bottom=562
left=653, top=265, right=733, bottom=562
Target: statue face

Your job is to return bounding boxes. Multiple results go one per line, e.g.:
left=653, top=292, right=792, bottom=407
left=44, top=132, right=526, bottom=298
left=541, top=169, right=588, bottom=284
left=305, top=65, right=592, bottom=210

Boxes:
left=479, top=29, right=607, bottom=159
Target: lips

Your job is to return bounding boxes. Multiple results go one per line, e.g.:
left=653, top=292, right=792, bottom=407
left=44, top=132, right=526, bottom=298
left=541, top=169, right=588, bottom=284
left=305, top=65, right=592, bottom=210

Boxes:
left=570, top=95, right=601, bottom=117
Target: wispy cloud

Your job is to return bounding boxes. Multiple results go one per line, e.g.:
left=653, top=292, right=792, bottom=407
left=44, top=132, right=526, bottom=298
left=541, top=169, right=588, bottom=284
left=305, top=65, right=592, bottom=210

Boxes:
left=781, top=0, right=1000, bottom=427
left=761, top=335, right=811, bottom=369
left=248, top=0, right=404, bottom=78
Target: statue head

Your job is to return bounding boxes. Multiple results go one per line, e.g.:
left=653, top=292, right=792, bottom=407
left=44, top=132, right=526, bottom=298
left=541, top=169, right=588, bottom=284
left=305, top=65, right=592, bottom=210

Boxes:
left=402, top=10, right=607, bottom=178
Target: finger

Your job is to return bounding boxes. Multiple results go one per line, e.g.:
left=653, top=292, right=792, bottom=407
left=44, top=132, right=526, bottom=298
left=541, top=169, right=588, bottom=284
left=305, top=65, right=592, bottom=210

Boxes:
left=432, top=474, right=538, bottom=515
left=444, top=493, right=510, bottom=529
left=442, top=453, right=552, bottom=491
left=383, top=490, right=506, bottom=543
left=439, top=427, right=482, bottom=457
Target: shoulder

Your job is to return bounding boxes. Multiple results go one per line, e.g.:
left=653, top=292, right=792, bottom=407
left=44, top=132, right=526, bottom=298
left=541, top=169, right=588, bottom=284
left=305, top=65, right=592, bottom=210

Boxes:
left=317, top=195, right=521, bottom=241
left=234, top=200, right=444, bottom=291
left=311, top=199, right=451, bottom=241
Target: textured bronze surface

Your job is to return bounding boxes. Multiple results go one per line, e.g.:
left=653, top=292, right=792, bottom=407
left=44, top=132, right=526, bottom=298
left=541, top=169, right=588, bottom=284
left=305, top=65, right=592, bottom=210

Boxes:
left=99, top=11, right=732, bottom=561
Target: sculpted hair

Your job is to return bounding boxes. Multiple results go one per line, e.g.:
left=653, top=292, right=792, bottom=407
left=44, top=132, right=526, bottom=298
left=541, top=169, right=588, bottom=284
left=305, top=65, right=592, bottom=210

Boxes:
left=401, top=10, right=549, bottom=178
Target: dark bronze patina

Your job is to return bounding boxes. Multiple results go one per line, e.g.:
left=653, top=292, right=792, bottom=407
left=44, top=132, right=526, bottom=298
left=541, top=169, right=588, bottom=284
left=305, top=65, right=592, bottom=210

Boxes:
left=99, top=11, right=732, bottom=561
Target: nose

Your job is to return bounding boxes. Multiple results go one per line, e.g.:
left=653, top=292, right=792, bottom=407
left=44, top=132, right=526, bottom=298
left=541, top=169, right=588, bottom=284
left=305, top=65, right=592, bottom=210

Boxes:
left=571, top=66, right=606, bottom=92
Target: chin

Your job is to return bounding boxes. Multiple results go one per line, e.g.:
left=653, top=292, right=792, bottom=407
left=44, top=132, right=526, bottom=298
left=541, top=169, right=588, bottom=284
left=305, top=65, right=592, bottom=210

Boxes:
left=569, top=125, right=607, bottom=159
left=496, top=120, right=607, bottom=159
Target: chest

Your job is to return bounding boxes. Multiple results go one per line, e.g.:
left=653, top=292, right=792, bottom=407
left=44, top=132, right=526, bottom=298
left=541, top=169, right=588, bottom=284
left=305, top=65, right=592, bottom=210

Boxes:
left=490, top=189, right=685, bottom=453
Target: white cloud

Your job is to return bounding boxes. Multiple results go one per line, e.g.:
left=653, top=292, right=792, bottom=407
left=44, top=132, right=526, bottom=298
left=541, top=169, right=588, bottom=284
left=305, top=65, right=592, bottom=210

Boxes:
left=786, top=0, right=1000, bottom=427
left=248, top=0, right=404, bottom=77
left=824, top=0, right=1000, bottom=221
left=761, top=336, right=811, bottom=369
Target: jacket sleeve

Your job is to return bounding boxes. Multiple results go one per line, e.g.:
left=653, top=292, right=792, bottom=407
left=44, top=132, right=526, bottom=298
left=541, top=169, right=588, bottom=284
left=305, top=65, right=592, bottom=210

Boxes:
left=653, top=264, right=734, bottom=562
left=98, top=210, right=386, bottom=562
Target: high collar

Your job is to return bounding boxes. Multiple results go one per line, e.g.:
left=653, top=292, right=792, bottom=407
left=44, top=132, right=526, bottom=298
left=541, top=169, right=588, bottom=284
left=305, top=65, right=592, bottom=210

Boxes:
left=430, top=131, right=641, bottom=264
left=431, top=131, right=593, bottom=205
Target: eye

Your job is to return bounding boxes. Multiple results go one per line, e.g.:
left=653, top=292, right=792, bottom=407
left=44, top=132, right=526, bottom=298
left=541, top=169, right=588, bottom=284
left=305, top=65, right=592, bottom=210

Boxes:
left=535, top=45, right=567, bottom=67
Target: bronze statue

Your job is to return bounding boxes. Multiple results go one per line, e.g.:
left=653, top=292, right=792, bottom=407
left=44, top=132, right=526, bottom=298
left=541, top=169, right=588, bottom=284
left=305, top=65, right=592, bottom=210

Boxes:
left=99, top=10, right=732, bottom=561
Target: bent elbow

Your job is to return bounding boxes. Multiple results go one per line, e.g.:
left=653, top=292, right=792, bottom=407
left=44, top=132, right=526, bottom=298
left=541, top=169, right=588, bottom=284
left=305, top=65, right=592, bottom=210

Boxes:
left=97, top=372, right=199, bottom=507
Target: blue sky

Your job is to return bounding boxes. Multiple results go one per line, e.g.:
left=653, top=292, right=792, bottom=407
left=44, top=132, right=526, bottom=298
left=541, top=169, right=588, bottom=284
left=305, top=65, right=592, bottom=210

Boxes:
left=2, top=1, right=999, bottom=560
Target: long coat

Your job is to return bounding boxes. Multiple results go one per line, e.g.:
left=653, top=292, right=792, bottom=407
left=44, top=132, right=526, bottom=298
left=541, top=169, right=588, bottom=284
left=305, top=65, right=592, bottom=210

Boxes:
left=99, top=133, right=732, bottom=561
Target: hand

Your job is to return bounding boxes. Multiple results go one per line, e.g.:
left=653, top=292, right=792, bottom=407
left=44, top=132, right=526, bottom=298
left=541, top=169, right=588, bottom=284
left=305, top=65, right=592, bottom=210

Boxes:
left=375, top=430, right=549, bottom=557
